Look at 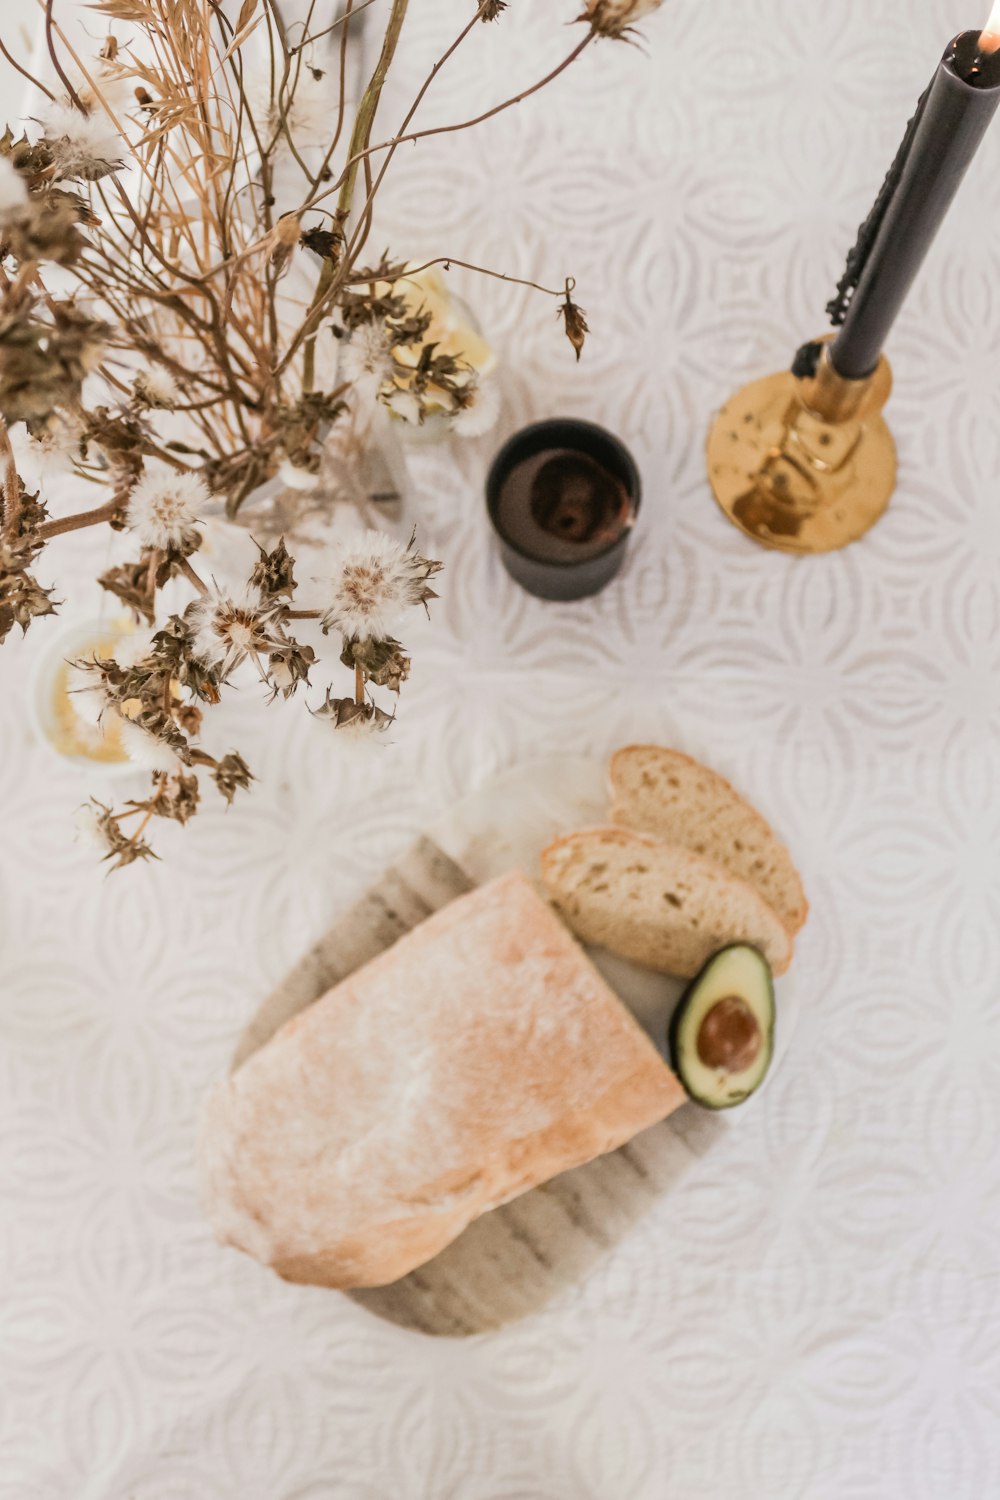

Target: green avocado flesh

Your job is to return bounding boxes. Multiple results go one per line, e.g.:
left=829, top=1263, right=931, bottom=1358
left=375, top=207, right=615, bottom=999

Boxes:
left=668, top=945, right=775, bottom=1110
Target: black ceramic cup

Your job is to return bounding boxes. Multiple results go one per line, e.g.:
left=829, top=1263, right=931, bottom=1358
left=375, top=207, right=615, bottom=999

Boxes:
left=485, top=417, right=641, bottom=601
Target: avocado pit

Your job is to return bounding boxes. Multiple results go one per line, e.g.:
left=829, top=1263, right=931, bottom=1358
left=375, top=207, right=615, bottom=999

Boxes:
left=696, top=995, right=762, bottom=1073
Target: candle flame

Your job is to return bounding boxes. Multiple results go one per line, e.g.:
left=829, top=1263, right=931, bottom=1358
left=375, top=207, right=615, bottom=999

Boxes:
left=980, top=0, right=1000, bottom=53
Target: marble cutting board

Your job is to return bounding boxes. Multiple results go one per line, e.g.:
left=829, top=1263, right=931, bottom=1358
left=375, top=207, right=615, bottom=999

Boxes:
left=232, top=756, right=796, bottom=1337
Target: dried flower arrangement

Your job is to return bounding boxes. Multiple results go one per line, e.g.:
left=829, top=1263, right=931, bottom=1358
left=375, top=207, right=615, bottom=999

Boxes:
left=0, top=0, right=662, bottom=867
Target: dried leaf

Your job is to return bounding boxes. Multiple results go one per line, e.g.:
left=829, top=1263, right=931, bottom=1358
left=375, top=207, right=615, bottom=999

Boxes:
left=83, top=799, right=160, bottom=871
left=300, top=224, right=345, bottom=263
left=310, top=689, right=394, bottom=734
left=86, top=0, right=158, bottom=22
left=341, top=635, right=410, bottom=693
left=249, top=537, right=296, bottom=598
left=266, top=641, right=315, bottom=701
left=212, top=751, right=253, bottom=804
left=220, top=13, right=265, bottom=62
left=265, top=213, right=300, bottom=275
left=127, top=771, right=200, bottom=825
left=97, top=557, right=156, bottom=624
left=558, top=279, right=588, bottom=362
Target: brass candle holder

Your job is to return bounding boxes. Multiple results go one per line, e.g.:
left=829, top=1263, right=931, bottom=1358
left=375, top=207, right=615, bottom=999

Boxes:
left=705, top=338, right=896, bottom=555
left=705, top=27, right=1000, bottom=557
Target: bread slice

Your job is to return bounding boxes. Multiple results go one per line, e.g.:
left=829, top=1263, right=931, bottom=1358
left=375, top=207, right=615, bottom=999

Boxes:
left=199, top=872, right=685, bottom=1290
left=608, top=746, right=808, bottom=936
left=541, top=827, right=793, bottom=978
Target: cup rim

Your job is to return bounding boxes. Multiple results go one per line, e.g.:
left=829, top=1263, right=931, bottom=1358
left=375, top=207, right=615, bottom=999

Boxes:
left=485, top=417, right=642, bottom=571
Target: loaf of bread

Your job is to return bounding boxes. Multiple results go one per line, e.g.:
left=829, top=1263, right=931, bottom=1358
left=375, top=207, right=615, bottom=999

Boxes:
left=608, top=745, right=808, bottom=936
left=541, top=826, right=793, bottom=977
left=200, top=871, right=685, bottom=1289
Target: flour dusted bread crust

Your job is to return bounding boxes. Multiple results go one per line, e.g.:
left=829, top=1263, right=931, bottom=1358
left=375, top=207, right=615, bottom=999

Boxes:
left=200, top=871, right=685, bottom=1290
left=608, top=745, right=808, bottom=937
left=541, top=826, right=793, bottom=978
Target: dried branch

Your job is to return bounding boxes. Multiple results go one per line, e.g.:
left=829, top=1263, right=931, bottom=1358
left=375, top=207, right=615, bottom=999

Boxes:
left=0, top=0, right=634, bottom=863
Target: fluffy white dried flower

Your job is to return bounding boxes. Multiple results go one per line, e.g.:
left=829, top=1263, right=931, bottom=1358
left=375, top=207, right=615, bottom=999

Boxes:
left=74, top=801, right=113, bottom=854
left=116, top=715, right=182, bottom=773
left=10, top=416, right=80, bottom=486
left=191, top=583, right=284, bottom=679
left=319, top=531, right=440, bottom=641
left=340, top=321, right=394, bottom=397
left=133, top=368, right=179, bottom=409
left=65, top=662, right=108, bottom=729
left=451, top=377, right=502, bottom=439
left=0, top=156, right=28, bottom=217
left=39, top=101, right=125, bottom=181
left=73, top=795, right=157, bottom=868
left=580, top=0, right=662, bottom=37
left=245, top=59, right=333, bottom=150
left=125, top=468, right=207, bottom=552
left=113, top=629, right=156, bottom=670
left=74, top=70, right=136, bottom=119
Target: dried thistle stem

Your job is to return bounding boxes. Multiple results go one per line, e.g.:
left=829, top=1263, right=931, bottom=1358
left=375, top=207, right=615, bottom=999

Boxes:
left=301, top=0, right=411, bottom=391
left=345, top=256, right=566, bottom=299
left=302, top=0, right=355, bottom=198
left=38, top=498, right=121, bottom=541
left=298, top=0, right=380, bottom=53
left=178, top=557, right=209, bottom=596
left=347, top=5, right=488, bottom=264
left=285, top=29, right=593, bottom=376
left=0, top=30, right=54, bottom=101
left=0, top=420, right=20, bottom=536
left=300, top=33, right=595, bottom=223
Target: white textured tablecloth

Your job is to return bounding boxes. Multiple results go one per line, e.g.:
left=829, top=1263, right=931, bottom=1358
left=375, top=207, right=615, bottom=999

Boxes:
left=4, top=2, right=1000, bottom=1495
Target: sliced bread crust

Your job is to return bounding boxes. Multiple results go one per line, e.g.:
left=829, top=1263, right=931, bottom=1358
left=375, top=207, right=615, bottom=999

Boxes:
left=541, top=826, right=793, bottom=978
left=608, top=745, right=808, bottom=936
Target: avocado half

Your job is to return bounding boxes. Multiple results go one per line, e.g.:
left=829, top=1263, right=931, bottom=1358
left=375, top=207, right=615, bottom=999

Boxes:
left=668, top=944, right=775, bottom=1110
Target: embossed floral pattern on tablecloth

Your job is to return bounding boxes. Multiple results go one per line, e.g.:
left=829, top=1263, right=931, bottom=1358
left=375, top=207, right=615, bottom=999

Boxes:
left=3, top=1, right=1000, bottom=1496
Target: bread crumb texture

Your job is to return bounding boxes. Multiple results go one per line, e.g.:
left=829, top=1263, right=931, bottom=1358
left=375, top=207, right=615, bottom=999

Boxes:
left=609, top=746, right=808, bottom=935
left=541, top=827, right=793, bottom=978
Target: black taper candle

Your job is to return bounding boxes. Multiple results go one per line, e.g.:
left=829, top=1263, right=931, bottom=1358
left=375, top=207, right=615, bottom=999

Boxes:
left=829, top=31, right=1000, bottom=381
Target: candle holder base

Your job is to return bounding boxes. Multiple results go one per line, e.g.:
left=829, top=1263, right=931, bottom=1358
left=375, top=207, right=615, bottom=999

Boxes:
left=705, top=342, right=896, bottom=555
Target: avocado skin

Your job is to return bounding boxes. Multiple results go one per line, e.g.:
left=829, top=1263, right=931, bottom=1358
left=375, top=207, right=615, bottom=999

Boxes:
left=668, top=943, right=775, bottom=1110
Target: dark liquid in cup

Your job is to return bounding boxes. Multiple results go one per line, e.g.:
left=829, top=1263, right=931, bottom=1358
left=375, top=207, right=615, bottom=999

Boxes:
left=491, top=448, right=635, bottom=564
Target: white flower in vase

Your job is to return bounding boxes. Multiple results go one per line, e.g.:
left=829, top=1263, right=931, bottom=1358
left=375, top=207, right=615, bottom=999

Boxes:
left=38, top=99, right=126, bottom=181
left=115, top=714, right=183, bottom=773
left=125, top=468, right=208, bottom=552
left=132, top=368, right=180, bottom=409
left=244, top=57, right=334, bottom=152
left=191, top=583, right=285, bottom=680
left=319, top=531, right=441, bottom=642
left=452, top=377, right=502, bottom=439
left=339, top=321, right=395, bottom=401
left=74, top=801, right=114, bottom=854
left=10, top=416, right=82, bottom=487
